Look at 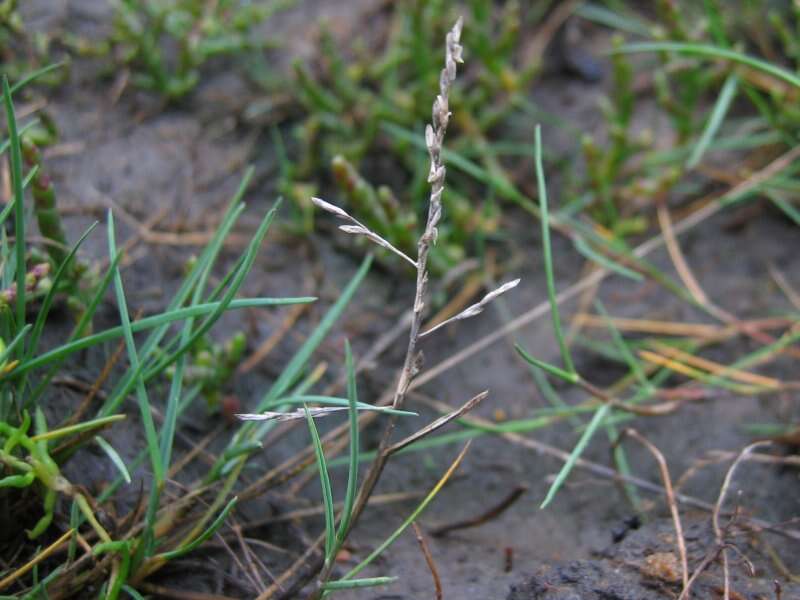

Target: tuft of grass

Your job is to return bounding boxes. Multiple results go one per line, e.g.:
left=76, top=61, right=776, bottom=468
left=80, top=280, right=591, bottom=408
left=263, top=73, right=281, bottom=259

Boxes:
left=108, top=0, right=290, bottom=100
left=0, top=72, right=326, bottom=596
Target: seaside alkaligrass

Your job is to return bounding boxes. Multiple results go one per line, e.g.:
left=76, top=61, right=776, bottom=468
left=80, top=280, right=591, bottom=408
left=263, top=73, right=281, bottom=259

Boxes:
left=3, top=1, right=800, bottom=597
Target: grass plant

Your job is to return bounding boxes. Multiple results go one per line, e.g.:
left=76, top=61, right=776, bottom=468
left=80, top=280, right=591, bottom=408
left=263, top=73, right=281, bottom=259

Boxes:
left=1, top=1, right=799, bottom=598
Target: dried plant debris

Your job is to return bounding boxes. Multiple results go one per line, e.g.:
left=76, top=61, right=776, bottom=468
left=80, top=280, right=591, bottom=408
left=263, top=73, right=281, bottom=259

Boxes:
left=507, top=517, right=800, bottom=600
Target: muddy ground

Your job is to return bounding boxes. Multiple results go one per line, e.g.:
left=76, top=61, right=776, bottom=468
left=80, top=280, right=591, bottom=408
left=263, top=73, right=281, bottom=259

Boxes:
left=11, top=1, right=800, bottom=599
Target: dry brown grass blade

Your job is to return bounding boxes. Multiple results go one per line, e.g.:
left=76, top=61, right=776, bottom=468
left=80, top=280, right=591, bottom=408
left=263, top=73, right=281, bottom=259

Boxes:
left=675, top=450, right=800, bottom=492
left=233, top=524, right=267, bottom=595
left=649, top=342, right=783, bottom=389
left=0, top=528, right=74, bottom=592
left=678, top=441, right=773, bottom=600
left=768, top=262, right=800, bottom=310
left=521, top=0, right=580, bottom=69
left=213, top=525, right=263, bottom=595
left=412, top=522, right=443, bottom=600
left=657, top=189, right=782, bottom=361
left=615, top=429, right=688, bottom=590
left=637, top=349, right=764, bottom=395
left=138, top=583, right=240, bottom=600
left=656, top=195, right=711, bottom=309
left=574, top=314, right=725, bottom=338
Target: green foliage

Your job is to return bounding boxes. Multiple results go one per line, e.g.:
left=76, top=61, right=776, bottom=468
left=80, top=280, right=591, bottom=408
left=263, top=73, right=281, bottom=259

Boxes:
left=288, top=0, right=532, bottom=268
left=575, top=0, right=800, bottom=237
left=0, top=72, right=321, bottom=597
left=0, top=0, right=21, bottom=48
left=167, top=329, right=247, bottom=411
left=110, top=0, right=289, bottom=100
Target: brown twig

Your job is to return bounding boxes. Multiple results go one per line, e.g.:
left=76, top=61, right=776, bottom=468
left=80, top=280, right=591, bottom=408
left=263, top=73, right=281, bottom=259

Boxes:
left=656, top=194, right=712, bottom=311
left=412, top=522, right=443, bottom=600
left=614, top=429, right=688, bottom=590
left=429, top=485, right=527, bottom=538
left=712, top=441, right=771, bottom=600
left=138, top=583, right=239, bottom=600
left=232, top=524, right=267, bottom=594
left=239, top=491, right=425, bottom=529
left=768, top=262, right=800, bottom=310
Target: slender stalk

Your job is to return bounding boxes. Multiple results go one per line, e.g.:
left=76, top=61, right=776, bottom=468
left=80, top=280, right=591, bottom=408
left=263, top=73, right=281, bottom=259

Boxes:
left=307, top=18, right=464, bottom=598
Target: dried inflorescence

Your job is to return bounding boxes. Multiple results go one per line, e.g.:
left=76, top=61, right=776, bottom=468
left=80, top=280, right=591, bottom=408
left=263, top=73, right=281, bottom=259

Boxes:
left=298, top=17, right=523, bottom=597
left=311, top=196, right=418, bottom=268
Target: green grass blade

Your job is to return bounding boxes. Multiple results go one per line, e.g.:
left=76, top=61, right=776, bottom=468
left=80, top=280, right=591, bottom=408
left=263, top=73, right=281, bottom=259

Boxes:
left=574, top=3, right=652, bottom=36
left=322, top=577, right=398, bottom=591
left=514, top=344, right=579, bottom=384
left=703, top=0, right=728, bottom=47
left=534, top=125, right=575, bottom=376
left=594, top=300, right=650, bottom=389
left=208, top=254, right=372, bottom=485
left=25, top=222, right=98, bottom=363
left=94, top=436, right=132, bottom=484
left=156, top=177, right=259, bottom=473
left=107, top=210, right=163, bottom=486
left=102, top=172, right=252, bottom=411
left=32, top=414, right=125, bottom=442
left=305, top=404, right=336, bottom=562
left=25, top=250, right=125, bottom=408
left=605, top=421, right=642, bottom=511
left=15, top=298, right=312, bottom=376
left=687, top=74, right=738, bottom=169
left=155, top=497, right=238, bottom=561
left=573, top=236, right=643, bottom=281
left=336, top=340, right=359, bottom=544
left=143, top=199, right=281, bottom=376
left=258, top=255, right=372, bottom=412
left=2, top=76, right=27, bottom=339
left=0, top=324, right=31, bottom=371
left=340, top=443, right=470, bottom=582
left=766, top=190, right=800, bottom=226
left=616, top=42, right=800, bottom=89
left=158, top=341, right=186, bottom=471
left=9, top=62, right=67, bottom=94
left=540, top=404, right=611, bottom=509
left=121, top=585, right=146, bottom=600
left=0, top=119, right=40, bottom=159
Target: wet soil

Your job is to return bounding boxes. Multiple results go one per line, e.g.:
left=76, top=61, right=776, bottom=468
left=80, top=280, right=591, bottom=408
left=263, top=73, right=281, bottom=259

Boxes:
left=8, top=1, right=800, bottom=599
